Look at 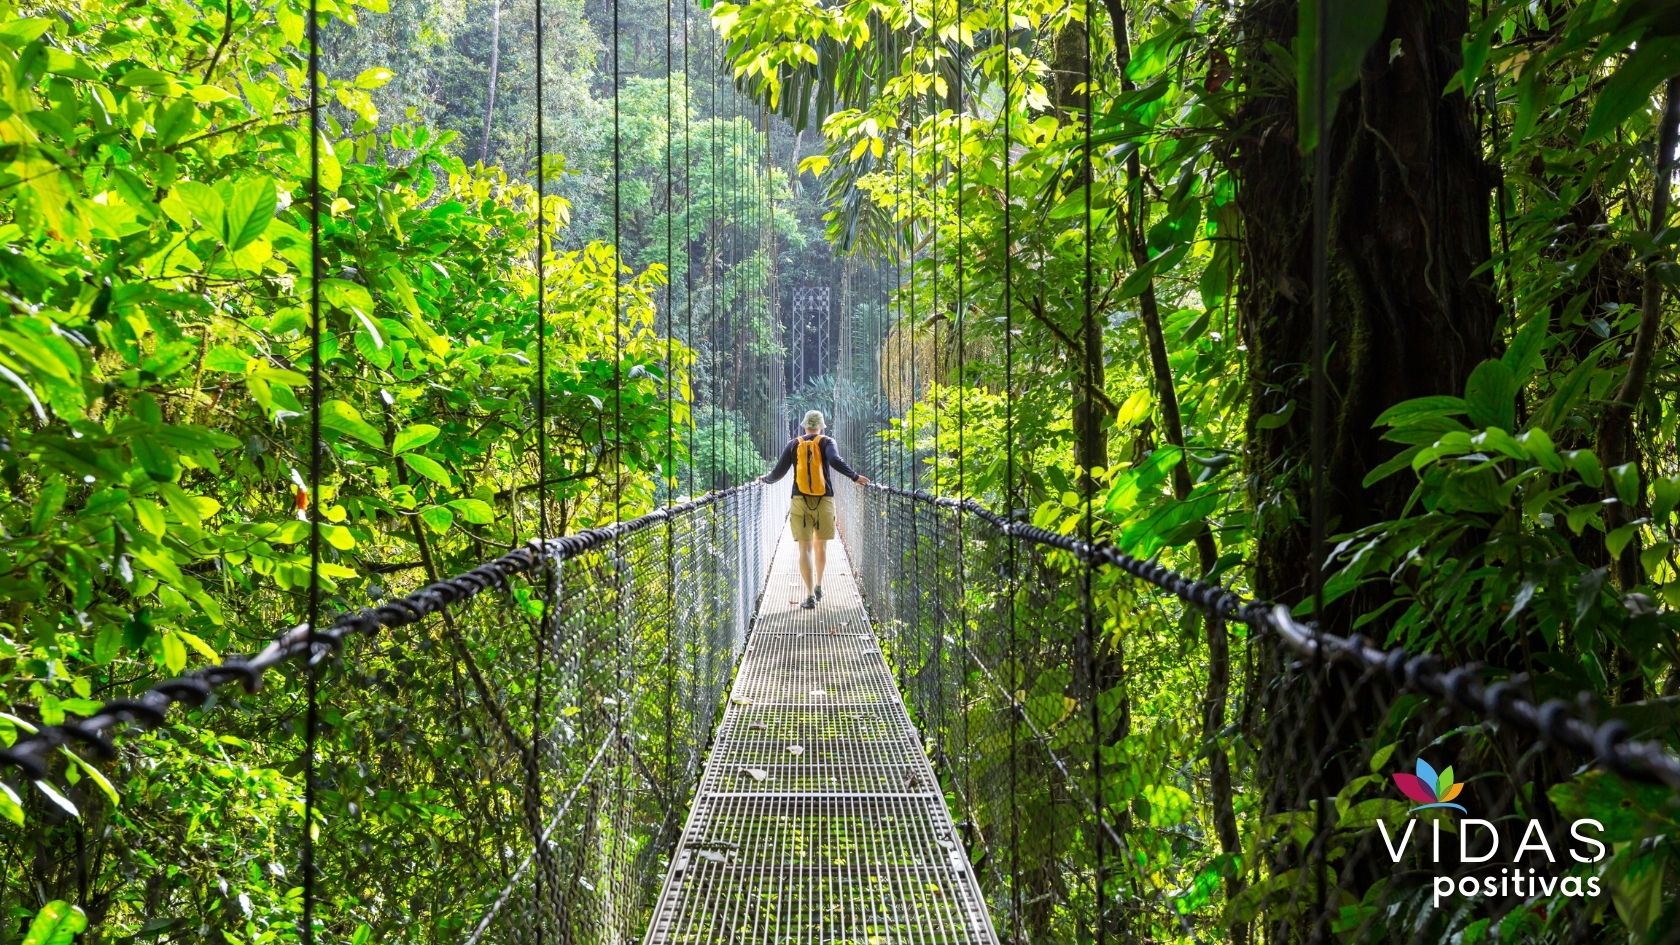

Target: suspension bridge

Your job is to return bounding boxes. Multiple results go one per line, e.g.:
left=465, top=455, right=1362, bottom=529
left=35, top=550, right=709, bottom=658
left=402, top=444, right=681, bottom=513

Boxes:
left=8, top=469, right=1679, bottom=942
left=5, top=0, right=1680, bottom=940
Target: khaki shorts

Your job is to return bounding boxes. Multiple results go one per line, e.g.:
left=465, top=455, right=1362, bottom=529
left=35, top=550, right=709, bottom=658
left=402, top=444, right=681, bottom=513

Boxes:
left=789, top=495, right=836, bottom=541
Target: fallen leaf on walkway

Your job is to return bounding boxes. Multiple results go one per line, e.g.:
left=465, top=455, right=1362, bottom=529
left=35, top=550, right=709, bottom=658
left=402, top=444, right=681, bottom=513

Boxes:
left=731, top=697, right=753, bottom=706
left=809, top=689, right=827, bottom=698
left=696, top=850, right=730, bottom=864
left=739, top=767, right=768, bottom=782
left=746, top=722, right=767, bottom=732
left=787, top=745, right=804, bottom=756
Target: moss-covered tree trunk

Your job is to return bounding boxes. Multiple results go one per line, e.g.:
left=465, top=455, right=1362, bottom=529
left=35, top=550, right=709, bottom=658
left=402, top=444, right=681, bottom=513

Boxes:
left=1230, top=0, right=1498, bottom=934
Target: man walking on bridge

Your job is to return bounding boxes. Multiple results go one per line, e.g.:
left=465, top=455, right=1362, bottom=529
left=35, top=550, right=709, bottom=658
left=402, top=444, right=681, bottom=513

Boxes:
left=759, top=410, right=869, bottom=610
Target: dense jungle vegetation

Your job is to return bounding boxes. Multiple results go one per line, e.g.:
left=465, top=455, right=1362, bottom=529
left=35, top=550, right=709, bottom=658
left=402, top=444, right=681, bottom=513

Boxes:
left=0, top=0, right=807, bottom=937
left=719, top=0, right=1680, bottom=939
left=2, top=0, right=1679, bottom=940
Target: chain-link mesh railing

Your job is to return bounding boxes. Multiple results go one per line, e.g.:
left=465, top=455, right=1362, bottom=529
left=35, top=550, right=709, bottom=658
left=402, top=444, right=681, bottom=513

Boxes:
left=3, top=484, right=787, bottom=944
left=837, top=479, right=1680, bottom=944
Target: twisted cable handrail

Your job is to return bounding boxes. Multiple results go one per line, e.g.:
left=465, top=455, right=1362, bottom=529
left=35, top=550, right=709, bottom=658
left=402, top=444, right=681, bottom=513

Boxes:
left=866, top=482, right=1680, bottom=790
left=11, top=478, right=1675, bottom=794
left=0, top=484, right=758, bottom=781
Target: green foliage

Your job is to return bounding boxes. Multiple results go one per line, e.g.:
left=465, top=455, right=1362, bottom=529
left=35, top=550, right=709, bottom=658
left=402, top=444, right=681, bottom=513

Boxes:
left=20, top=902, right=87, bottom=945
left=679, top=408, right=768, bottom=491
left=721, top=0, right=1680, bottom=938
left=0, top=0, right=726, bottom=936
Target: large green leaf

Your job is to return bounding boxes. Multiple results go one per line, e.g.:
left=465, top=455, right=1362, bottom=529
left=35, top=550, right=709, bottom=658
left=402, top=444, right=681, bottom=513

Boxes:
left=320, top=399, right=385, bottom=448
left=402, top=453, right=453, bottom=487
left=393, top=423, right=440, bottom=454
left=173, top=181, right=223, bottom=237
left=1549, top=770, right=1678, bottom=843
left=419, top=504, right=455, bottom=534
left=21, top=901, right=87, bottom=945
left=447, top=498, right=494, bottom=524
left=1463, top=359, right=1517, bottom=431
left=1584, top=38, right=1680, bottom=142
left=223, top=177, right=277, bottom=250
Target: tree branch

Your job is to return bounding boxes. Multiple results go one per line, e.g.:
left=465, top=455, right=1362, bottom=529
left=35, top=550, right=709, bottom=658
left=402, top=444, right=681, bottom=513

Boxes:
left=1104, top=2, right=1240, bottom=933
left=1597, top=76, right=1680, bottom=594
left=202, top=0, right=236, bottom=84
left=1019, top=295, right=1122, bottom=416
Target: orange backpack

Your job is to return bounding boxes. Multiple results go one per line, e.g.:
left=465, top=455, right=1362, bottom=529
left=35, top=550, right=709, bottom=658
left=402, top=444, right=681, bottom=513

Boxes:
left=794, top=435, right=829, bottom=496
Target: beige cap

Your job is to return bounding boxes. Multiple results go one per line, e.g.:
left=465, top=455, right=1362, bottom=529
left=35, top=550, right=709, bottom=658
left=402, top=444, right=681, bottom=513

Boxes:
left=802, top=410, right=825, bottom=431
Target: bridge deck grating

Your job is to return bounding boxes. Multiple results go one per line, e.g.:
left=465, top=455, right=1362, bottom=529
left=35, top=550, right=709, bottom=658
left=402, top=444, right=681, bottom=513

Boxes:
left=645, top=535, right=998, bottom=945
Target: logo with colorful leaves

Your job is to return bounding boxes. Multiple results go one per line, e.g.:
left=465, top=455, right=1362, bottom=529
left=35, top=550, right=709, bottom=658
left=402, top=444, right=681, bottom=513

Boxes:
left=1392, top=758, right=1466, bottom=813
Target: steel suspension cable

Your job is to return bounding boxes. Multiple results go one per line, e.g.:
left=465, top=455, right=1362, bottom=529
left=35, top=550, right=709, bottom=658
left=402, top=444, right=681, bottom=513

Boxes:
left=733, top=87, right=738, bottom=470
left=662, top=0, right=677, bottom=804
left=763, top=103, right=776, bottom=447
left=1309, top=0, right=1332, bottom=931
left=532, top=0, right=551, bottom=934
left=534, top=0, right=549, bottom=546
left=708, top=24, right=720, bottom=486
left=880, top=260, right=893, bottom=467
left=683, top=0, right=694, bottom=497
left=301, top=0, right=323, bottom=936
left=896, top=148, right=906, bottom=491
left=1078, top=1, right=1104, bottom=938
left=927, top=0, right=947, bottom=763
left=890, top=131, right=908, bottom=689
left=908, top=3, right=923, bottom=709
left=734, top=87, right=745, bottom=477
left=735, top=87, right=742, bottom=476
left=609, top=0, right=631, bottom=925
left=953, top=0, right=971, bottom=825
left=739, top=89, right=746, bottom=471
left=757, top=104, right=765, bottom=446
left=612, top=0, right=622, bottom=517
left=722, top=83, right=732, bottom=480
left=729, top=87, right=740, bottom=480
left=1001, top=0, right=1020, bottom=933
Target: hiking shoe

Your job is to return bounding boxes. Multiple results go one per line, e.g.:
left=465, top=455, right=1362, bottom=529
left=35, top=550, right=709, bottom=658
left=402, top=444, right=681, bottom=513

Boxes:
left=800, top=595, right=817, bottom=610
left=814, top=585, right=823, bottom=601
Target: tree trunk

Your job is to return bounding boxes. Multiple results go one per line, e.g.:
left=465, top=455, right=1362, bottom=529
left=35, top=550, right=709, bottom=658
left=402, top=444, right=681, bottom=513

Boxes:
left=1049, top=20, right=1110, bottom=490
left=1230, top=0, right=1497, bottom=935
left=479, top=0, right=503, bottom=166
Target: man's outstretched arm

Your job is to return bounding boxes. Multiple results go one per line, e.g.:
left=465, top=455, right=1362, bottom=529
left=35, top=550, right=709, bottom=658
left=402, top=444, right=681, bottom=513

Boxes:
left=823, top=440, right=869, bottom=485
left=759, top=441, right=795, bottom=484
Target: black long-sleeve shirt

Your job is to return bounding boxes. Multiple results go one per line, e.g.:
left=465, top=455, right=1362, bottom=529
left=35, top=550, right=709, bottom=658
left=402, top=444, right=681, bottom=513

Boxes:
left=763, top=434, right=860, bottom=497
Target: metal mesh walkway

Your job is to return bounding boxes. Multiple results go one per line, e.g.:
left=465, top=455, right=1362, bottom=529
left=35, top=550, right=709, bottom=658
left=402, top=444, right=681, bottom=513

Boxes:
left=644, top=535, right=1000, bottom=945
